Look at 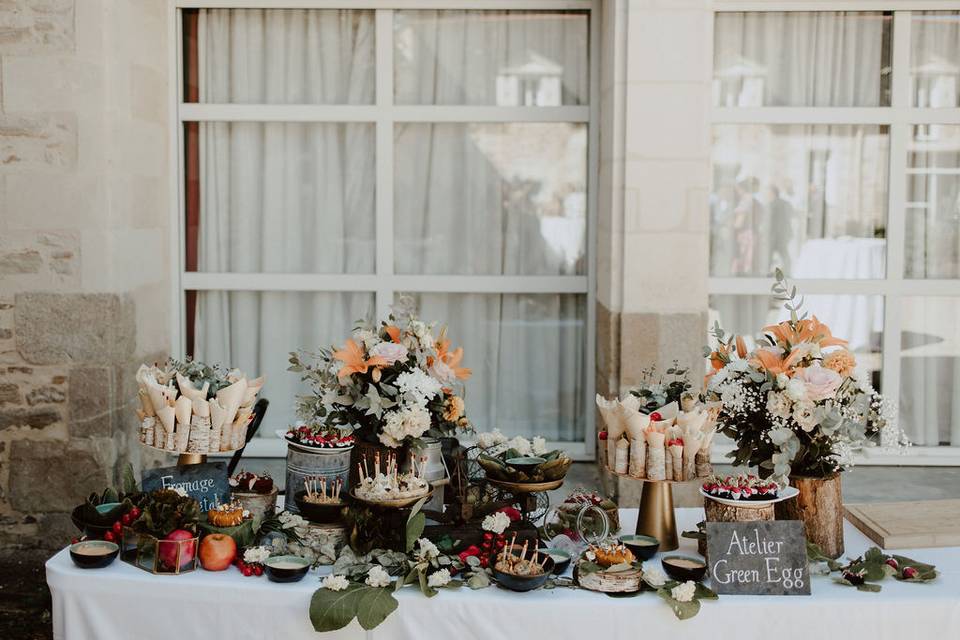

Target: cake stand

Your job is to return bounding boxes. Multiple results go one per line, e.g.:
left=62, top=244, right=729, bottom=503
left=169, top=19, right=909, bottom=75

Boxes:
left=605, top=466, right=685, bottom=551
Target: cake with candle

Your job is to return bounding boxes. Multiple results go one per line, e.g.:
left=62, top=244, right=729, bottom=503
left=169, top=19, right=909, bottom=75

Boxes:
left=587, top=540, right=636, bottom=567
left=207, top=500, right=251, bottom=527
left=354, top=451, right=430, bottom=502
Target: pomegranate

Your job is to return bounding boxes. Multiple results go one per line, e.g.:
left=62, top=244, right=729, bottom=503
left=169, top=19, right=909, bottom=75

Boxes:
left=158, top=529, right=196, bottom=571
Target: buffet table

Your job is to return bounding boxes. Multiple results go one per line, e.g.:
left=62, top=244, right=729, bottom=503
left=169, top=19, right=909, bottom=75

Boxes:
left=47, top=507, right=960, bottom=640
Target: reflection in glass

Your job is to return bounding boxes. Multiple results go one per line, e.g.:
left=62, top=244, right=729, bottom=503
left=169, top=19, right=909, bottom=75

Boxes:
left=394, top=10, right=589, bottom=106
left=402, top=293, right=585, bottom=442
left=191, top=122, right=375, bottom=274
left=394, top=123, right=586, bottom=275
left=713, top=11, right=891, bottom=107
left=900, top=297, right=960, bottom=446
left=191, top=291, right=375, bottom=431
left=184, top=9, right=375, bottom=104
left=906, top=126, right=960, bottom=278
left=910, top=11, right=960, bottom=108
left=711, top=125, right=888, bottom=279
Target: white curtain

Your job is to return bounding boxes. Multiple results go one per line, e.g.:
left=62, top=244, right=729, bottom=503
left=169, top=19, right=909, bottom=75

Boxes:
left=193, top=9, right=586, bottom=442
left=910, top=11, right=960, bottom=108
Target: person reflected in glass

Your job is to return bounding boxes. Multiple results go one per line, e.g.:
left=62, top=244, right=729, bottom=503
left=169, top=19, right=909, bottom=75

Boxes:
left=766, top=184, right=796, bottom=274
left=731, top=177, right=762, bottom=275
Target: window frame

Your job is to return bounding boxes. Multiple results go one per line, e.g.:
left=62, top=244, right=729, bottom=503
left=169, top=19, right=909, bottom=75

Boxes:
left=168, top=0, right=600, bottom=459
left=710, top=3, right=960, bottom=464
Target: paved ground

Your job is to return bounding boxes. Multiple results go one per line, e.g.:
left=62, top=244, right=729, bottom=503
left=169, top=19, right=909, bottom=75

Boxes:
left=9, top=462, right=960, bottom=640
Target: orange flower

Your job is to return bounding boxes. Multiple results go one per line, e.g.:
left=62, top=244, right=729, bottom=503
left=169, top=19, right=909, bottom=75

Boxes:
left=332, top=339, right=389, bottom=379
left=823, top=349, right=857, bottom=377
left=763, top=316, right=848, bottom=349
left=383, top=325, right=401, bottom=344
left=735, top=335, right=747, bottom=358
left=434, top=338, right=472, bottom=380
left=749, top=348, right=803, bottom=377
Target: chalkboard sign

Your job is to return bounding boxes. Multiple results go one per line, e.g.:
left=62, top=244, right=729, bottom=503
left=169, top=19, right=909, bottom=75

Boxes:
left=706, top=521, right=811, bottom=595
left=142, top=462, right=230, bottom=513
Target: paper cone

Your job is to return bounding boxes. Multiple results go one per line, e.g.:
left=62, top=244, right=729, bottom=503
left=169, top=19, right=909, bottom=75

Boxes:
left=156, top=405, right=175, bottom=435
left=175, top=395, right=192, bottom=426
left=138, top=389, right=155, bottom=417
left=653, top=401, right=679, bottom=421
left=677, top=409, right=708, bottom=432
left=621, top=399, right=651, bottom=440
left=176, top=373, right=209, bottom=402
left=216, top=377, right=248, bottom=427
left=192, top=397, right=210, bottom=418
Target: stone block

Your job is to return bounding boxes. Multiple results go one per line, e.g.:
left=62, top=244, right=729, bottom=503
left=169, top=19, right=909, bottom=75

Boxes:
left=0, top=249, right=42, bottom=274
left=0, top=406, right=61, bottom=430
left=618, top=311, right=708, bottom=390
left=14, top=292, right=135, bottom=365
left=0, top=382, right=20, bottom=404
left=8, top=439, right=109, bottom=513
left=69, top=366, right=113, bottom=438
left=25, top=385, right=65, bottom=405
left=0, top=114, right=77, bottom=170
left=0, top=0, right=75, bottom=55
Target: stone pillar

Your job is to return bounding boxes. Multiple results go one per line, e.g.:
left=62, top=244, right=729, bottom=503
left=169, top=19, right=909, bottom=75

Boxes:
left=0, top=0, right=171, bottom=556
left=597, top=1, right=712, bottom=506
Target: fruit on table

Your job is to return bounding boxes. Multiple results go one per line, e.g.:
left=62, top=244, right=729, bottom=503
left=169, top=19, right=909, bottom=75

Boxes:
left=159, top=529, right=196, bottom=570
left=198, top=533, right=237, bottom=571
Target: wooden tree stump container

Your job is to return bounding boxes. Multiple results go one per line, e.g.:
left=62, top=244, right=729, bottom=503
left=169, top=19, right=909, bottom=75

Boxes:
left=775, top=473, right=844, bottom=558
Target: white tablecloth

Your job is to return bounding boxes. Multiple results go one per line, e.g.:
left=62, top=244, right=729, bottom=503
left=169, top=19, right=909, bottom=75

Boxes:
left=47, top=508, right=960, bottom=640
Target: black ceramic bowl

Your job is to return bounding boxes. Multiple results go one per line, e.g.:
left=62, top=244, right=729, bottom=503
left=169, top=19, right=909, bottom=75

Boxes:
left=543, top=549, right=571, bottom=575
left=69, top=540, right=119, bottom=569
left=493, top=552, right=555, bottom=592
left=662, top=554, right=707, bottom=582
left=620, top=534, right=660, bottom=561
left=505, top=456, right=546, bottom=475
left=265, top=555, right=311, bottom=583
left=294, top=491, right=344, bottom=524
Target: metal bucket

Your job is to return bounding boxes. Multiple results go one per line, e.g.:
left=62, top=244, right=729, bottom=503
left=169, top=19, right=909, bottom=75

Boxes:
left=403, top=437, right=448, bottom=518
left=284, top=443, right=353, bottom=514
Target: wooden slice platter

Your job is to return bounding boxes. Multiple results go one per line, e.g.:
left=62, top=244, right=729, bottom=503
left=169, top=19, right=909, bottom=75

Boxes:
left=844, top=499, right=960, bottom=549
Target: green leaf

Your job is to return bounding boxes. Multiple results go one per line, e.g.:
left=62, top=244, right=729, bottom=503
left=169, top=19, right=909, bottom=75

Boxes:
left=356, top=587, right=399, bottom=631
left=694, top=583, right=718, bottom=600
left=418, top=569, right=438, bottom=597
left=466, top=572, right=491, bottom=589
left=309, top=584, right=366, bottom=632
left=656, top=589, right=701, bottom=620
left=856, top=583, right=883, bottom=593
left=199, top=518, right=258, bottom=549
left=405, top=513, right=426, bottom=553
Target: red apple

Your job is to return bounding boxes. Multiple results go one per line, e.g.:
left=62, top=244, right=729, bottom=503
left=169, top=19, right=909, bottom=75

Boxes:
left=158, top=529, right=196, bottom=570
left=198, top=533, right=237, bottom=571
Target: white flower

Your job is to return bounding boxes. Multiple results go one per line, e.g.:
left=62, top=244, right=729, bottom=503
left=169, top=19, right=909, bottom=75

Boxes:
left=671, top=580, right=696, bottom=603
left=321, top=574, right=350, bottom=591
left=243, top=546, right=271, bottom=565
left=775, top=373, right=790, bottom=389
left=428, top=360, right=456, bottom=384
left=642, top=564, right=667, bottom=587
left=396, top=369, right=442, bottom=406
left=416, top=538, right=439, bottom=561
left=792, top=401, right=819, bottom=432
left=476, top=429, right=508, bottom=449
left=481, top=511, right=511, bottom=535
left=370, top=341, right=408, bottom=365
left=766, top=391, right=792, bottom=419
left=507, top=436, right=533, bottom=456
left=785, top=377, right=808, bottom=402
left=795, top=365, right=842, bottom=402
left=531, top=436, right=548, bottom=455
left=380, top=404, right=432, bottom=446
left=352, top=329, right=381, bottom=350
left=851, top=366, right=872, bottom=392
left=427, top=568, right=452, bottom=588
left=278, top=510, right=307, bottom=530
left=365, top=565, right=391, bottom=588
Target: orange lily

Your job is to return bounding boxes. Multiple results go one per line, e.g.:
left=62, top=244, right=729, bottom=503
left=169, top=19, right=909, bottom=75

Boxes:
left=435, top=338, right=472, bottom=380
left=750, top=348, right=803, bottom=377
left=735, top=335, right=747, bottom=358
left=763, top=316, right=848, bottom=349
left=384, top=325, right=401, bottom=344
left=332, top=339, right=389, bottom=379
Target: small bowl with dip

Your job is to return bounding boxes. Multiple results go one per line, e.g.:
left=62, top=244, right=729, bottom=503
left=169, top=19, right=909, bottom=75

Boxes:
left=505, top=457, right=546, bottom=475
left=619, top=534, right=659, bottom=561
left=661, top=555, right=707, bottom=582
left=543, top=548, right=572, bottom=575
left=264, top=555, right=311, bottom=583
left=69, top=540, right=119, bottom=569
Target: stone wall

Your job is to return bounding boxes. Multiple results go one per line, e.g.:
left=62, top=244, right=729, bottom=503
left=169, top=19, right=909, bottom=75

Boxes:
left=0, top=0, right=170, bottom=556
left=597, top=0, right=712, bottom=501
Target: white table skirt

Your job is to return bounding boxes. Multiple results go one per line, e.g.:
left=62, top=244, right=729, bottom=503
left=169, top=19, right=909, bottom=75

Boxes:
left=47, top=508, right=960, bottom=640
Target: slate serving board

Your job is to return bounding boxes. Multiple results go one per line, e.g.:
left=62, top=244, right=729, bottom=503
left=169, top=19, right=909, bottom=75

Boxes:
left=141, top=462, right=230, bottom=513
left=844, top=499, right=960, bottom=549
left=706, top=520, right=810, bottom=596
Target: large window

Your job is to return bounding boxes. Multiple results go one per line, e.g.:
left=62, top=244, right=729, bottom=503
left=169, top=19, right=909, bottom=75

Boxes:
left=173, top=2, right=598, bottom=458
left=710, top=8, right=960, bottom=455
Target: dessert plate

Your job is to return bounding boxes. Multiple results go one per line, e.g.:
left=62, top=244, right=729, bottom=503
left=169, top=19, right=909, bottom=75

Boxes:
left=699, top=485, right=799, bottom=508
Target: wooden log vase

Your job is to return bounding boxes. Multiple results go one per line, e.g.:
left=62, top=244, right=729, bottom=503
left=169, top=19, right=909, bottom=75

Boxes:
left=775, top=473, right=844, bottom=558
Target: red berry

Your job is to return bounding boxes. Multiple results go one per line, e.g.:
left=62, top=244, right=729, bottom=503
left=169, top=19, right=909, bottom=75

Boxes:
left=121, top=513, right=132, bottom=526
left=130, top=507, right=141, bottom=519
left=242, top=566, right=253, bottom=577
left=903, top=567, right=919, bottom=579
left=598, top=431, right=608, bottom=441
left=495, top=539, right=505, bottom=548
left=482, top=532, right=494, bottom=541
left=650, top=412, right=662, bottom=421
left=885, top=558, right=899, bottom=570
left=112, top=522, right=123, bottom=535
left=253, top=565, right=263, bottom=576
left=103, top=531, right=115, bottom=542
left=71, top=537, right=79, bottom=545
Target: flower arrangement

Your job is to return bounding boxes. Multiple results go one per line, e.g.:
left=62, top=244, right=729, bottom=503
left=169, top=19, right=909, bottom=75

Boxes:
left=289, top=306, right=471, bottom=448
left=705, top=270, right=908, bottom=483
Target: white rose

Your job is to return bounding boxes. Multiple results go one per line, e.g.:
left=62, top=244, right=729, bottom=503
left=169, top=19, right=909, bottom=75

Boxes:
left=642, top=565, right=667, bottom=587
left=795, top=365, right=842, bottom=402
left=671, top=580, right=696, bottom=603
left=416, top=538, right=439, bottom=560
left=427, top=568, right=451, bottom=588
left=322, top=574, right=350, bottom=591
left=481, top=511, right=511, bottom=535
left=765, top=391, right=792, bottom=419
left=365, top=565, right=392, bottom=588
left=370, top=341, right=409, bottom=365
left=792, top=401, right=819, bottom=432
left=785, top=378, right=808, bottom=402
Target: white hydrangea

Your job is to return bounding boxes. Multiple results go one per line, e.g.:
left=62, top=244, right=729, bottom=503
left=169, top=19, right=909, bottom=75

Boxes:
left=642, top=564, right=667, bottom=587
left=365, top=565, right=392, bottom=588
left=278, top=510, right=307, bottom=530
left=785, top=377, right=808, bottom=402
left=476, top=429, right=508, bottom=450
left=243, top=546, right=271, bottom=565
left=481, top=511, right=511, bottom=535
left=507, top=436, right=533, bottom=456
left=792, top=401, right=819, bottom=432
left=671, top=580, right=696, bottom=603
left=396, top=369, right=442, bottom=406
left=427, top=568, right=452, bottom=588
left=380, top=404, right=432, bottom=447
left=766, top=391, right=792, bottom=419
left=531, top=436, right=548, bottom=455
left=322, top=574, right=350, bottom=591
left=415, top=538, right=439, bottom=561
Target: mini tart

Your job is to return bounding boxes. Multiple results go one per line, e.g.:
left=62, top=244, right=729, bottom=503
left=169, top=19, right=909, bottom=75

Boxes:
left=207, top=502, right=248, bottom=527
left=591, top=543, right=635, bottom=567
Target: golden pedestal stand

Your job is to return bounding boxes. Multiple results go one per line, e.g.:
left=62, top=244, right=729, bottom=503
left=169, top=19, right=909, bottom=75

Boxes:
left=177, top=453, right=207, bottom=466
left=636, top=480, right=678, bottom=551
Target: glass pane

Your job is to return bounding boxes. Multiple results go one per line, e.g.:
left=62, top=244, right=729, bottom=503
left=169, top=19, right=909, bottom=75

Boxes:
left=711, top=124, right=889, bottom=278
left=713, top=11, right=891, bottom=107
left=910, top=11, right=960, bottom=108
left=394, top=10, right=589, bottom=106
left=900, top=297, right=960, bottom=445
left=183, top=9, right=375, bottom=104
left=394, top=123, right=587, bottom=275
left=906, top=125, right=960, bottom=278
left=709, top=294, right=883, bottom=383
left=401, top=292, right=586, bottom=442
left=190, top=291, right=375, bottom=432
left=188, top=122, right=375, bottom=274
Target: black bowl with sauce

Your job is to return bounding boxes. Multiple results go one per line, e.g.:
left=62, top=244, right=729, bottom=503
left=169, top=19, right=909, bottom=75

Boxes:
left=265, top=555, right=311, bottom=583
left=661, top=554, right=707, bottom=582
left=69, top=540, right=119, bottom=569
left=619, top=534, right=660, bottom=561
